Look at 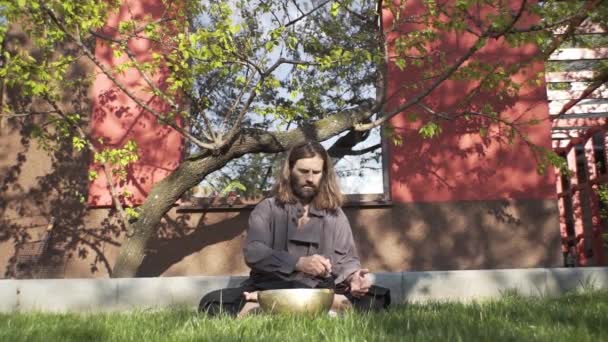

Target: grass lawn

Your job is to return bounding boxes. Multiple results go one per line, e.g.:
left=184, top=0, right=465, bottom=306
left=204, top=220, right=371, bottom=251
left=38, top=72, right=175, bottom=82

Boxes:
left=1, top=289, right=607, bottom=341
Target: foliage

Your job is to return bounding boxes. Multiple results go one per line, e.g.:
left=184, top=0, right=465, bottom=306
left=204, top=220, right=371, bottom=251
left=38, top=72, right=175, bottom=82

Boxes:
left=597, top=185, right=608, bottom=218
left=595, top=184, right=608, bottom=250
left=195, top=153, right=280, bottom=198
left=92, top=140, right=139, bottom=180
left=2, top=0, right=603, bottom=183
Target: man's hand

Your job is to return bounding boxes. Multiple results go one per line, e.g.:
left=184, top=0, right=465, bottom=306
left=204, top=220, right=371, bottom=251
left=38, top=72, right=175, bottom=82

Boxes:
left=349, top=268, right=371, bottom=298
left=295, top=254, right=332, bottom=277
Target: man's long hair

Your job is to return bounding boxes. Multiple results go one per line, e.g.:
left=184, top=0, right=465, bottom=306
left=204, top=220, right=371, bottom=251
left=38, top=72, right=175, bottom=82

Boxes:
left=274, top=141, right=343, bottom=210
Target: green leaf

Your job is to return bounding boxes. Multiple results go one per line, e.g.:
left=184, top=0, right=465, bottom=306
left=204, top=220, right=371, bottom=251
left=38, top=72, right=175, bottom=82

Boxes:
left=220, top=180, right=247, bottom=196
left=479, top=127, right=488, bottom=138
left=392, top=134, right=403, bottom=147
left=407, top=113, right=419, bottom=122
left=125, top=207, right=140, bottom=219
left=330, top=2, right=340, bottom=17
left=394, top=58, right=406, bottom=71
left=418, top=122, right=442, bottom=139
left=72, top=136, right=87, bottom=151
left=88, top=170, right=98, bottom=181
left=269, top=27, right=284, bottom=40
left=287, top=36, right=298, bottom=50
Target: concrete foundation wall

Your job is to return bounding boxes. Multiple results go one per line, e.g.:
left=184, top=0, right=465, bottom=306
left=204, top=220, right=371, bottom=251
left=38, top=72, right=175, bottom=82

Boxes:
left=1, top=268, right=606, bottom=312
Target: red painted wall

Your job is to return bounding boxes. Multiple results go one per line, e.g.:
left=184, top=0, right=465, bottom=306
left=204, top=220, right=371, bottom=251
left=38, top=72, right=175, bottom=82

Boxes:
left=88, top=0, right=555, bottom=206
left=384, top=0, right=556, bottom=203
left=87, top=0, right=183, bottom=206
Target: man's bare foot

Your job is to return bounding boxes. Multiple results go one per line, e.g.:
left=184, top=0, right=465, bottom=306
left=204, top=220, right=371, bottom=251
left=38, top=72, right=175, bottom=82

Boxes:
left=331, top=294, right=352, bottom=312
left=237, top=302, right=261, bottom=318
left=237, top=291, right=260, bottom=318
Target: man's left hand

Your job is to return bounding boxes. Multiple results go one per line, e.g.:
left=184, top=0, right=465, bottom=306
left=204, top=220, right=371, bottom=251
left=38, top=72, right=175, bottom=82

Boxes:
left=349, top=268, right=372, bottom=298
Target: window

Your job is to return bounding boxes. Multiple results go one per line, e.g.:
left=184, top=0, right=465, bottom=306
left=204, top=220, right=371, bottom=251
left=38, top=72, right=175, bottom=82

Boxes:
left=186, top=127, right=390, bottom=207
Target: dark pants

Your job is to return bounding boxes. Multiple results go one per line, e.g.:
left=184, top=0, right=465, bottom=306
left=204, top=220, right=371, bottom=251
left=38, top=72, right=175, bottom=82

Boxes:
left=198, top=278, right=390, bottom=316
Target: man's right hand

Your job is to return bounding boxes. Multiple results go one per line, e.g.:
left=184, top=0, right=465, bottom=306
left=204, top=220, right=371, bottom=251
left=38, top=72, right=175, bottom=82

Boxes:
left=295, top=254, right=332, bottom=277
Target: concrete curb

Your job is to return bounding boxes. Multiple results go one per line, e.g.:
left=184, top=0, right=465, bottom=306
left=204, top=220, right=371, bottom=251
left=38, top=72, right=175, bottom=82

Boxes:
left=1, top=267, right=607, bottom=312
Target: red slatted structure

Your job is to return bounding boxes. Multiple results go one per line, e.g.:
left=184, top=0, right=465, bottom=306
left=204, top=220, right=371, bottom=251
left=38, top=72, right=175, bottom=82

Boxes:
left=550, top=22, right=608, bottom=266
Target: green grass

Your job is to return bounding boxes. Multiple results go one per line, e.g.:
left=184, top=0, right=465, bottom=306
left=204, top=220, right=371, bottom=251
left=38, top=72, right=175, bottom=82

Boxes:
left=1, top=289, right=607, bottom=341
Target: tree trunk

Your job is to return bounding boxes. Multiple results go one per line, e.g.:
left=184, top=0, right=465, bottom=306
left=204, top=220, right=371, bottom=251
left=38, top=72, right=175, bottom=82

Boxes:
left=111, top=153, right=227, bottom=277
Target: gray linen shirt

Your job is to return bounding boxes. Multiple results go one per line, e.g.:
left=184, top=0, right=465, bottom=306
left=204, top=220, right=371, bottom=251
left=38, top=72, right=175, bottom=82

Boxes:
left=243, top=197, right=361, bottom=288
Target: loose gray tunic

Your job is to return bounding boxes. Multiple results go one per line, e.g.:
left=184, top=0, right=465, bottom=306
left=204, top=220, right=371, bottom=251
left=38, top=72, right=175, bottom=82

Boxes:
left=243, top=197, right=361, bottom=288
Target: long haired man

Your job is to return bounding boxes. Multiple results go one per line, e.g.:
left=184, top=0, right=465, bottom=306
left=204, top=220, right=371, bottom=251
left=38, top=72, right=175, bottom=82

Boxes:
left=199, top=142, right=390, bottom=316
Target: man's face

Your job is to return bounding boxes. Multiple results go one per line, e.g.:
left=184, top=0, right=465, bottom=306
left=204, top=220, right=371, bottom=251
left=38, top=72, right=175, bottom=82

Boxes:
left=290, top=155, right=324, bottom=201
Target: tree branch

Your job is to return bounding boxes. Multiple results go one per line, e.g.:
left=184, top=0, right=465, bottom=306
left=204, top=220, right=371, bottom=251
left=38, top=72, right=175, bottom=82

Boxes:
left=354, top=31, right=487, bottom=131
left=219, top=68, right=256, bottom=137
left=91, top=4, right=176, bottom=41
left=218, top=57, right=318, bottom=149
left=335, top=0, right=370, bottom=22
left=0, top=110, right=61, bottom=118
left=40, top=4, right=215, bottom=151
left=486, top=0, right=527, bottom=39
left=536, top=0, right=602, bottom=59
left=354, top=0, right=601, bottom=132
left=552, top=67, right=608, bottom=119
left=418, top=104, right=540, bottom=162
left=183, top=91, right=215, bottom=142
left=43, top=98, right=133, bottom=234
left=284, top=0, right=332, bottom=28
left=122, top=45, right=179, bottom=111
left=121, top=42, right=219, bottom=144
left=331, top=143, right=381, bottom=157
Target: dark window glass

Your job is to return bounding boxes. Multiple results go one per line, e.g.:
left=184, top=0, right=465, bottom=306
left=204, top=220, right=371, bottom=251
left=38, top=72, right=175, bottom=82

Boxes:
left=560, top=152, right=571, bottom=189
left=592, top=132, right=607, bottom=175
left=575, top=144, right=587, bottom=184
left=559, top=152, right=576, bottom=238
left=563, top=194, right=576, bottom=238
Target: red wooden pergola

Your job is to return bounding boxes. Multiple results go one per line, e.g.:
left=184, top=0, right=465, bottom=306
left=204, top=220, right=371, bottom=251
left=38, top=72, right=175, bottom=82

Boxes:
left=550, top=23, right=608, bottom=266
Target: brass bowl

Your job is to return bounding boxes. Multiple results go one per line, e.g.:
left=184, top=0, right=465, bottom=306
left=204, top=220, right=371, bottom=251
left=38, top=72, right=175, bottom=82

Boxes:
left=257, top=288, right=334, bottom=314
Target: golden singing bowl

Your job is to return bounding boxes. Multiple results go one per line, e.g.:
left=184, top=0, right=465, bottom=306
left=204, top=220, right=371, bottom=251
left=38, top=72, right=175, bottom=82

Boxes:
left=257, top=288, right=334, bottom=314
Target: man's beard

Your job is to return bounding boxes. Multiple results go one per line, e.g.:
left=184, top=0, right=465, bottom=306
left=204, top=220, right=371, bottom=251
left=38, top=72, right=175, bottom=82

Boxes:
left=291, top=178, right=318, bottom=201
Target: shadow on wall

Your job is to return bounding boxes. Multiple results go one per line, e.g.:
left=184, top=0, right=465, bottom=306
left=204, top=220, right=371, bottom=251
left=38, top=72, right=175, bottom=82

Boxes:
left=87, top=0, right=184, bottom=207
left=136, top=210, right=250, bottom=277
left=384, top=0, right=555, bottom=203
left=0, top=132, right=162, bottom=278
left=0, top=27, right=126, bottom=279
left=346, top=199, right=560, bottom=274
left=343, top=2, right=560, bottom=272
left=388, top=90, right=555, bottom=203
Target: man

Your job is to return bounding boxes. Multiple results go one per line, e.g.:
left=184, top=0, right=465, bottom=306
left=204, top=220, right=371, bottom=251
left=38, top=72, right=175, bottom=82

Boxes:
left=199, top=141, right=390, bottom=316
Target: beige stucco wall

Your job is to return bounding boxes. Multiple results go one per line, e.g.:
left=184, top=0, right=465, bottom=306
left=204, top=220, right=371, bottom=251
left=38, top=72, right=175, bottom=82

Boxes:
left=1, top=196, right=561, bottom=278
